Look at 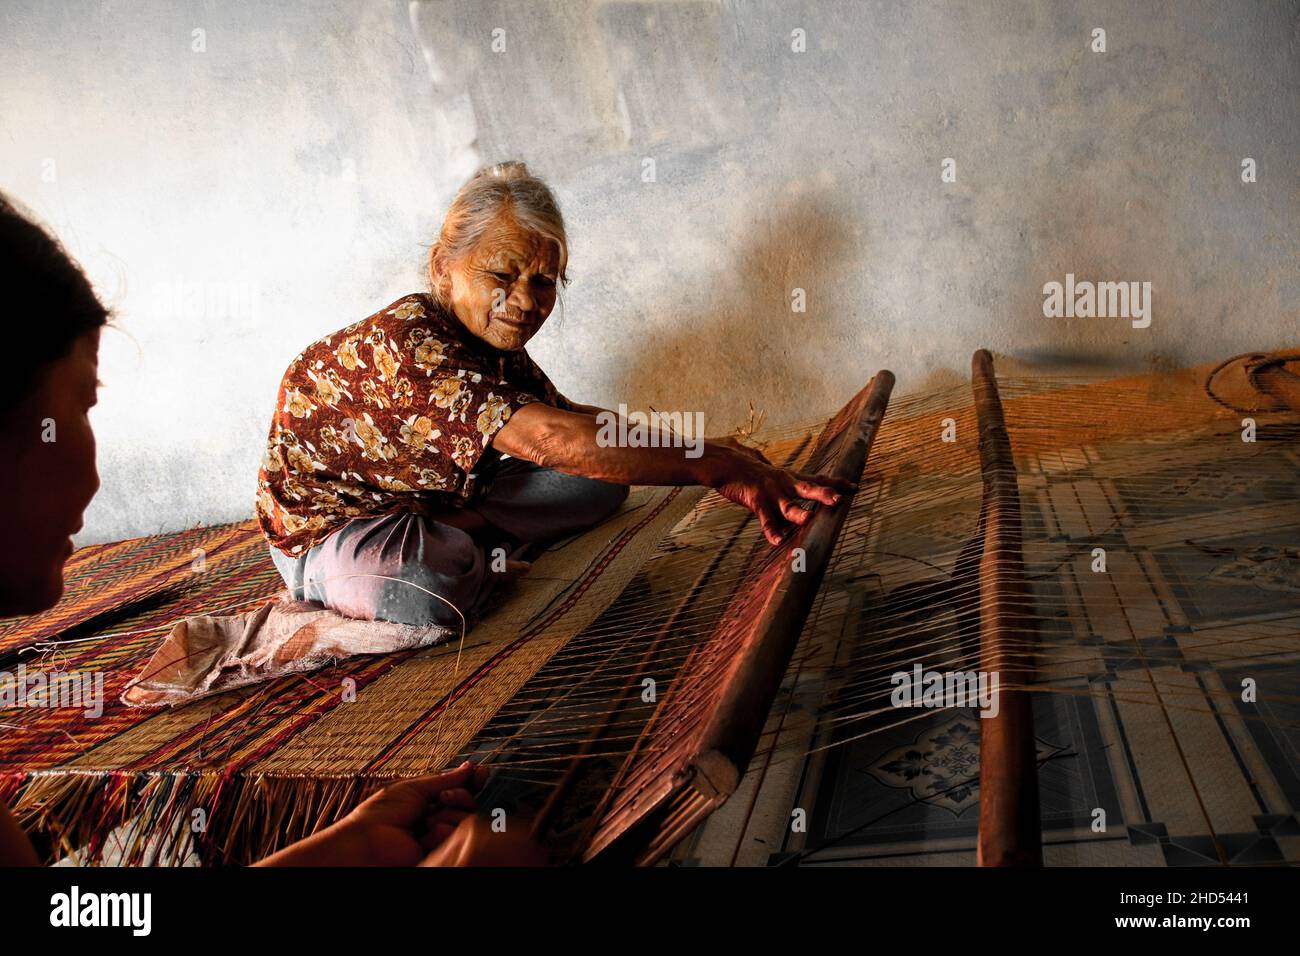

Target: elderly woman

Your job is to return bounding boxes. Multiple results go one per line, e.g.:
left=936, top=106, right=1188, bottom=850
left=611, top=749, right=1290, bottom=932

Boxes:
left=257, top=161, right=852, bottom=629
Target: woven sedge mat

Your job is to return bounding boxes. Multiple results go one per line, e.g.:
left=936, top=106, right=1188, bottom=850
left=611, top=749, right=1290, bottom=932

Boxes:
left=0, top=522, right=282, bottom=770
left=0, top=522, right=273, bottom=657
left=860, top=353, right=1285, bottom=486
left=1, top=484, right=703, bottom=863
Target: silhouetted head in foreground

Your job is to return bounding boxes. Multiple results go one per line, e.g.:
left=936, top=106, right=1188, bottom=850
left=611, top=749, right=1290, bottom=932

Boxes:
left=0, top=194, right=107, bottom=614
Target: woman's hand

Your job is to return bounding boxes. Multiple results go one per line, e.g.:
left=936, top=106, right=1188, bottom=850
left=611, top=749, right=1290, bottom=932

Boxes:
left=709, top=446, right=857, bottom=546
left=255, top=761, right=489, bottom=867
left=493, top=406, right=855, bottom=543
left=707, top=434, right=772, bottom=467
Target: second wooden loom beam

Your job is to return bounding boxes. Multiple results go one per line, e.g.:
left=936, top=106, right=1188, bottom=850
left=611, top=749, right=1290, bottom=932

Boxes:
left=971, top=348, right=1043, bottom=867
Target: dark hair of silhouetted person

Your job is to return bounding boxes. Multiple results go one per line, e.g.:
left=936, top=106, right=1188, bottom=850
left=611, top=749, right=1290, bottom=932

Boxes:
left=0, top=193, right=108, bottom=412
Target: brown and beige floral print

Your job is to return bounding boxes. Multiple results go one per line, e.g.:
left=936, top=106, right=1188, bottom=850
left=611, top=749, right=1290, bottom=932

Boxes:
left=256, top=293, right=573, bottom=555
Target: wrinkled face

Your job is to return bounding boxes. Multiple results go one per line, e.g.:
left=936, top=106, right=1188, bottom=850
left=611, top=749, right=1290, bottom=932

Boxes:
left=0, top=331, right=100, bottom=615
left=441, top=213, right=561, bottom=351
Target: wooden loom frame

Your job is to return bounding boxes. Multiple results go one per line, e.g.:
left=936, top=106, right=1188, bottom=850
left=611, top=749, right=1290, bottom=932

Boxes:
left=560, top=351, right=1044, bottom=866
left=567, top=370, right=897, bottom=865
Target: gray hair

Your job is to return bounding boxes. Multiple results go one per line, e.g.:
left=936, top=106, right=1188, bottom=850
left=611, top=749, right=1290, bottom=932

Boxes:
left=428, top=161, right=569, bottom=304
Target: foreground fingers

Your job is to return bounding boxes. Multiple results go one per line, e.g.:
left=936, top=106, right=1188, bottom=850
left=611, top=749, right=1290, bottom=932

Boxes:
left=350, top=763, right=478, bottom=827
left=420, top=815, right=547, bottom=867
left=422, top=808, right=474, bottom=850
left=399, top=762, right=477, bottom=798
left=436, top=787, right=476, bottom=811
left=428, top=822, right=458, bottom=846
left=425, top=807, right=473, bottom=829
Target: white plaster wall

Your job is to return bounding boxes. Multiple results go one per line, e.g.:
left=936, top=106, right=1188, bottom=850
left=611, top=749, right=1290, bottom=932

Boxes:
left=1, top=0, right=1296, bottom=545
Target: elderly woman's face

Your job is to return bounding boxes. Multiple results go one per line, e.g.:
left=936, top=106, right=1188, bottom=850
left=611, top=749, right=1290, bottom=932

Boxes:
left=445, top=213, right=560, bottom=351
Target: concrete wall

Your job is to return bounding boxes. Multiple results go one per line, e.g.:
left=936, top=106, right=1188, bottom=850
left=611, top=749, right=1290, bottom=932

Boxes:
left=1, top=0, right=1296, bottom=545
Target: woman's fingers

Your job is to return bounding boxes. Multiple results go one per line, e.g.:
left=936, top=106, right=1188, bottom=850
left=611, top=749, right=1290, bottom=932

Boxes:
left=780, top=499, right=814, bottom=525
left=432, top=822, right=457, bottom=842
left=349, top=762, right=478, bottom=827
left=762, top=497, right=816, bottom=543
left=791, top=470, right=854, bottom=490
left=726, top=465, right=846, bottom=547
left=793, top=472, right=857, bottom=494
left=793, top=480, right=843, bottom=506
left=756, top=506, right=788, bottom=546
left=421, top=807, right=473, bottom=850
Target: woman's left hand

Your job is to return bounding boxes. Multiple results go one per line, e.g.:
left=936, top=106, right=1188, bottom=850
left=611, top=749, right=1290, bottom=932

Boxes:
left=710, top=451, right=857, bottom=546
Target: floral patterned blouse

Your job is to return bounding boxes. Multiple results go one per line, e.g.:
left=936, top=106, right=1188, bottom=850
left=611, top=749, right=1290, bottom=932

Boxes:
left=257, top=293, right=573, bottom=556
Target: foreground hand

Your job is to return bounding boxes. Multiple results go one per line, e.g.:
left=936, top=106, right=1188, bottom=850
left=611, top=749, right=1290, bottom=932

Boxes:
left=711, top=447, right=856, bottom=546
left=255, top=761, right=489, bottom=867
left=347, top=761, right=491, bottom=859
left=420, top=814, right=547, bottom=867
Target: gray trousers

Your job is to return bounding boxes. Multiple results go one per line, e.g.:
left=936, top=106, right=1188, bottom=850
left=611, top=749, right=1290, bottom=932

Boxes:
left=270, top=458, right=629, bottom=628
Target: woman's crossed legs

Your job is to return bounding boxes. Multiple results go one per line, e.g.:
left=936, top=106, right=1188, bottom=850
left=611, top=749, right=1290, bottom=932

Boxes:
left=269, top=459, right=629, bottom=628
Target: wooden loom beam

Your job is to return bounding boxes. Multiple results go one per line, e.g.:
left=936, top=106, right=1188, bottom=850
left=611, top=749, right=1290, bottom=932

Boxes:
left=583, top=370, right=895, bottom=864
left=971, top=349, right=1042, bottom=867
left=536, top=436, right=819, bottom=852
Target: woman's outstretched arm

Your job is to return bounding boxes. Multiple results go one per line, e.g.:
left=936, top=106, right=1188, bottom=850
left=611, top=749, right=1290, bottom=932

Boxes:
left=558, top=399, right=609, bottom=417
left=493, top=403, right=855, bottom=545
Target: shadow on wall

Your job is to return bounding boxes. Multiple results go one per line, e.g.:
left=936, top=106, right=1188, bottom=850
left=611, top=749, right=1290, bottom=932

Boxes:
left=410, top=0, right=1299, bottom=409
left=410, top=0, right=853, bottom=429
left=998, top=171, right=1181, bottom=379
left=613, top=189, right=858, bottom=432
